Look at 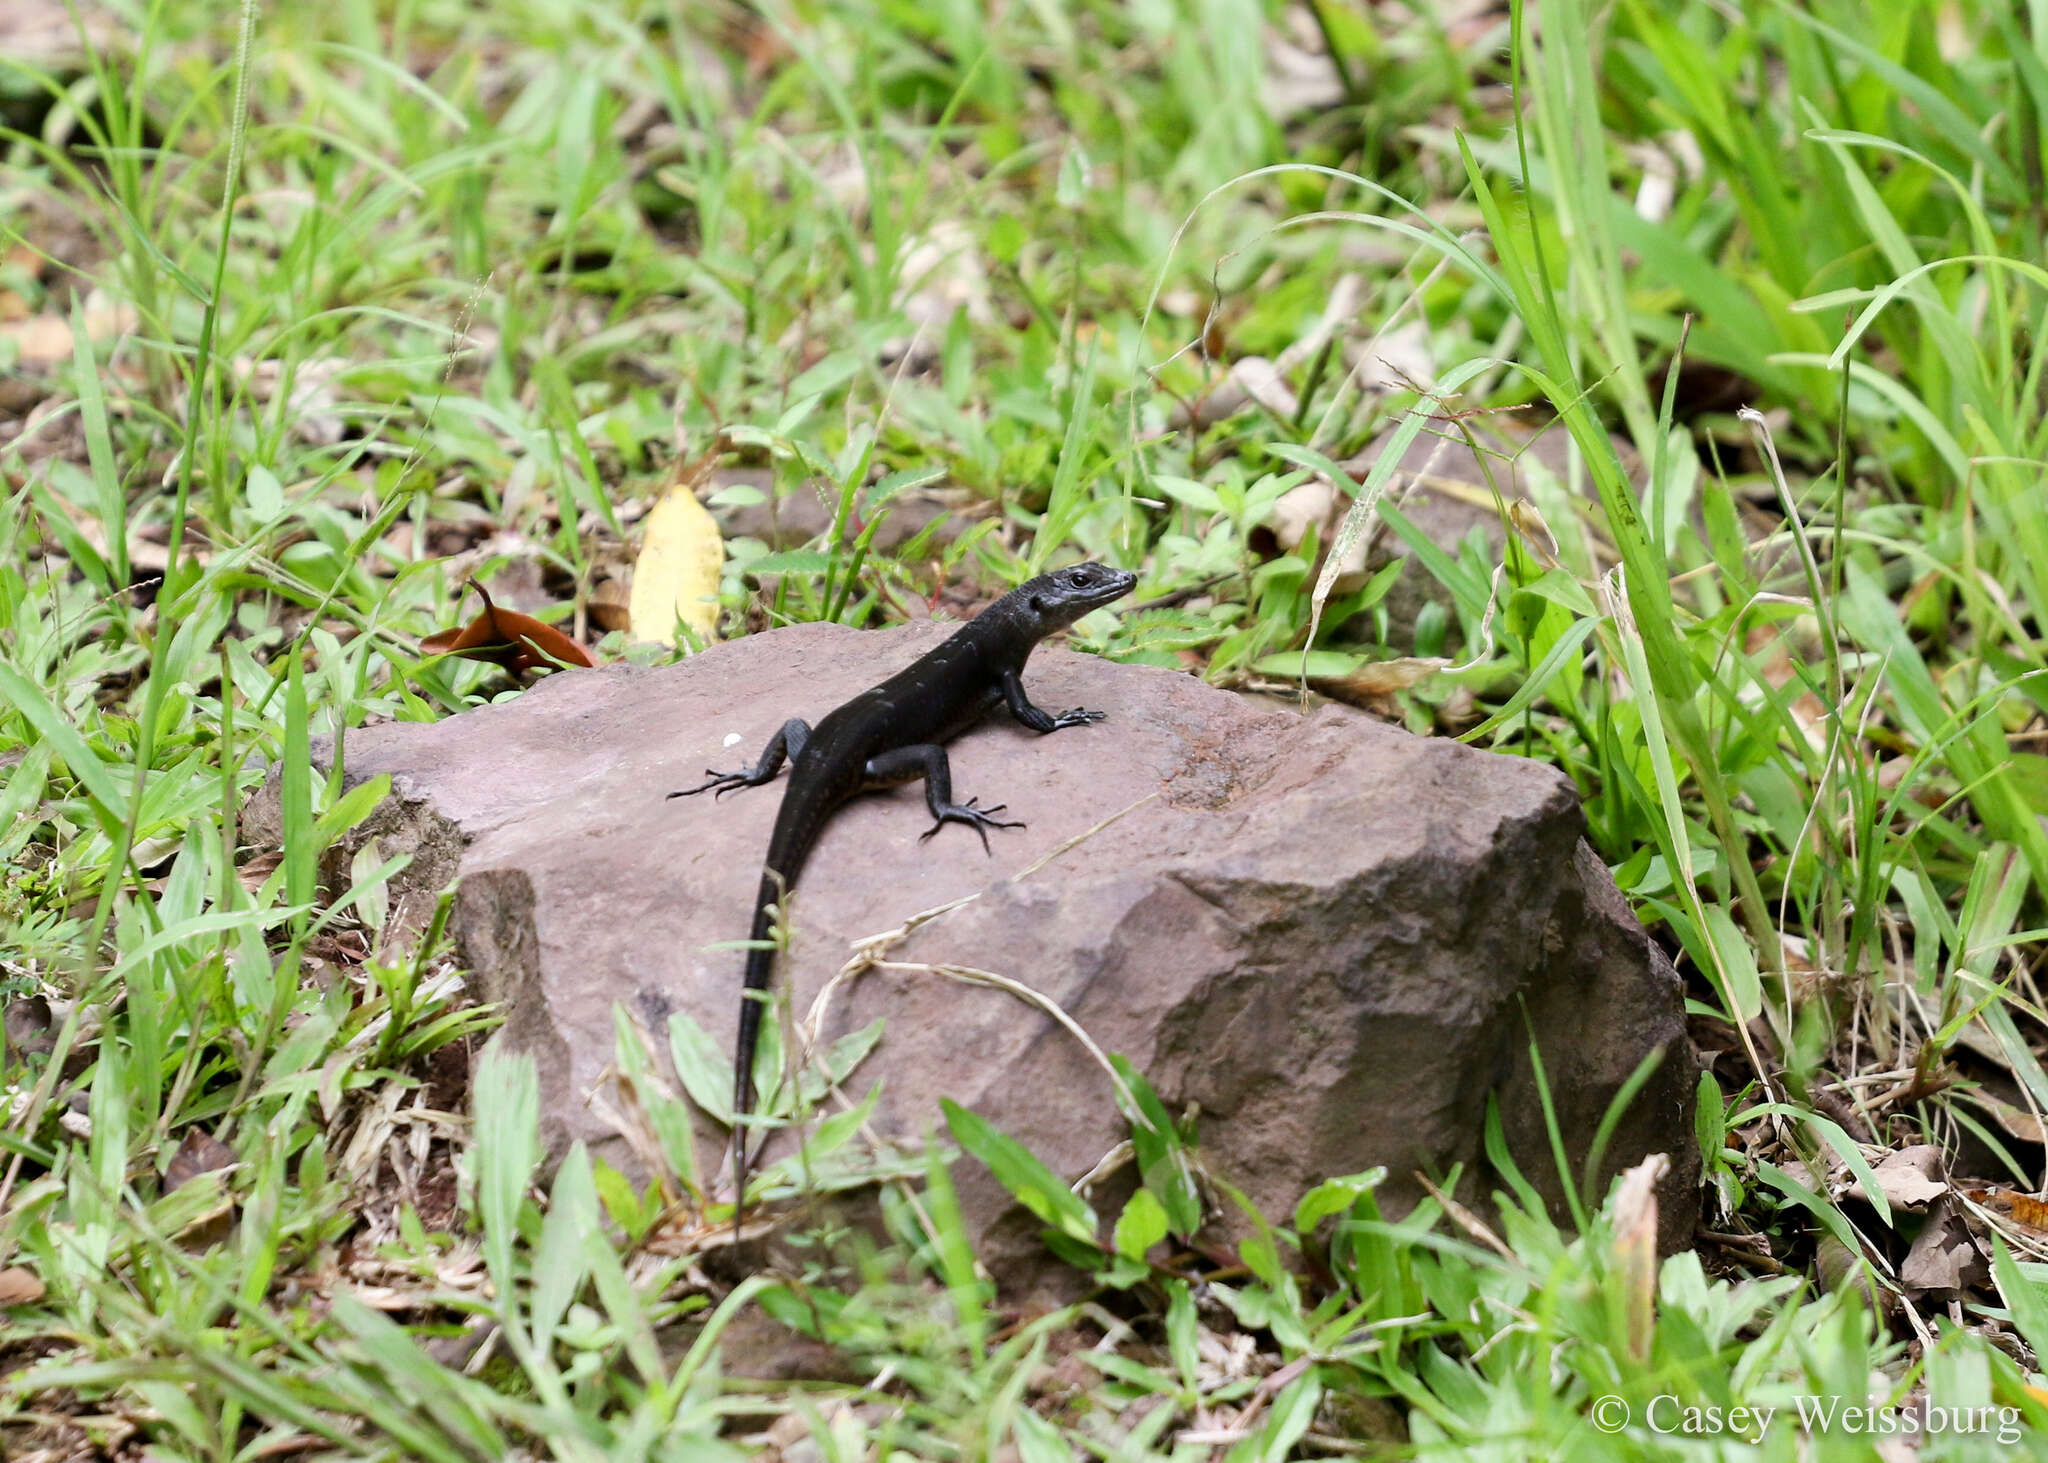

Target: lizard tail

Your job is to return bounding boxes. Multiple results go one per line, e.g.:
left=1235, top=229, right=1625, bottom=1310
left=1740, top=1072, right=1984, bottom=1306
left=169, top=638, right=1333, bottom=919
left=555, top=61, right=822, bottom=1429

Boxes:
left=731, top=870, right=784, bottom=1212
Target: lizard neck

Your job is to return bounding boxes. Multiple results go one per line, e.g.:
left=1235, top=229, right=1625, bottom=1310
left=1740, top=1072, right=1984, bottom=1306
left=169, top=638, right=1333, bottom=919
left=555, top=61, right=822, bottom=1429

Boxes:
left=948, top=592, right=1057, bottom=667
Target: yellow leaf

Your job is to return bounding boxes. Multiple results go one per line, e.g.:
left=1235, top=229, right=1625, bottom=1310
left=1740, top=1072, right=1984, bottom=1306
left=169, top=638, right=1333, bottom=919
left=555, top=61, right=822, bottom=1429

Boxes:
left=630, top=484, right=724, bottom=645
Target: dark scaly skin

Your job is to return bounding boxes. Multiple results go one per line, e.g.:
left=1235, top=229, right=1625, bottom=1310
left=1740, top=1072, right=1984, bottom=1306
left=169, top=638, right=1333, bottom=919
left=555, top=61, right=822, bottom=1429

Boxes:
left=669, top=562, right=1137, bottom=1213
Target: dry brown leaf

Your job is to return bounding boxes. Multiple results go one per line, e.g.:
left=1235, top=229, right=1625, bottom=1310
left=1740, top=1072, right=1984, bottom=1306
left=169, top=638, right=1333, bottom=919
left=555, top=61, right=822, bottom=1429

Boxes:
left=1624, top=134, right=1704, bottom=227
left=1, top=0, right=116, bottom=65
left=1777, top=1158, right=1819, bottom=1192
left=1213, top=356, right=1297, bottom=420
left=1852, top=1145, right=1948, bottom=1212
left=1507, top=498, right=1562, bottom=567
left=588, top=575, right=632, bottom=634
left=1744, top=621, right=1829, bottom=752
left=240, top=356, right=345, bottom=446
left=236, top=849, right=284, bottom=896
left=1974, top=1094, right=2047, bottom=1145
left=1900, top=1200, right=1989, bottom=1292
left=629, top=472, right=724, bottom=646
left=4, top=994, right=54, bottom=1060
left=1611, top=1153, right=1669, bottom=1361
left=1332, top=657, right=1449, bottom=696
left=1346, top=318, right=1437, bottom=396
left=0, top=1265, right=44, bottom=1306
left=0, top=293, right=137, bottom=365
left=1, top=312, right=75, bottom=364
left=895, top=219, right=993, bottom=331
left=759, top=1410, right=815, bottom=1456
left=422, top=581, right=597, bottom=675
left=1811, top=1234, right=1859, bottom=1290
left=1296, top=655, right=1452, bottom=715
left=1195, top=1326, right=1260, bottom=1389
left=1809, top=1234, right=1891, bottom=1317
left=1266, top=473, right=1368, bottom=591
left=165, top=1127, right=239, bottom=1191
left=1262, top=28, right=1347, bottom=120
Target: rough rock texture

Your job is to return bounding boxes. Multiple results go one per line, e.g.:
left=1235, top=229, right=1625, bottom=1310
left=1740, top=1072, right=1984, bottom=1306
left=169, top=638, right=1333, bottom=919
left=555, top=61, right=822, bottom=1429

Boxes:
left=247, top=623, right=1699, bottom=1276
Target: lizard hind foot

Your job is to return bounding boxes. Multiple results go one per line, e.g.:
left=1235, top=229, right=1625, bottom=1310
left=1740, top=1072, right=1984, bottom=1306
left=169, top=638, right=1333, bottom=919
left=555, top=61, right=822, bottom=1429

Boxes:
left=669, top=769, right=746, bottom=799
left=920, top=797, right=1025, bottom=854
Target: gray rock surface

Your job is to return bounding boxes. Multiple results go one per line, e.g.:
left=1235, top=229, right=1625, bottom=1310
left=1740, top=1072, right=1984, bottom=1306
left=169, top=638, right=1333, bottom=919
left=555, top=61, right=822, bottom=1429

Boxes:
left=247, top=621, right=1699, bottom=1278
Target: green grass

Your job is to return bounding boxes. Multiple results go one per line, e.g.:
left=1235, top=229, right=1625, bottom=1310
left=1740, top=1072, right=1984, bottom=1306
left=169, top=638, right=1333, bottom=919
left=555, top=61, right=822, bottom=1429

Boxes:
left=5, top=0, right=2048, bottom=1456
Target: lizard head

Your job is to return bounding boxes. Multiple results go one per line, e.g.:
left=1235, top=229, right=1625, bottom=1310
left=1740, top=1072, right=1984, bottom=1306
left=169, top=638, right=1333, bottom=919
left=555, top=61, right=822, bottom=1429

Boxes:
left=1021, top=561, right=1138, bottom=628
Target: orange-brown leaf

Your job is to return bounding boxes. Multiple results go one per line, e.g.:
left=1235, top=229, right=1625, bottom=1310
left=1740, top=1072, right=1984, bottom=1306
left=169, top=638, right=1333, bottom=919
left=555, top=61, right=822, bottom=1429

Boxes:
left=422, top=581, right=596, bottom=674
left=1965, top=1186, right=2048, bottom=1235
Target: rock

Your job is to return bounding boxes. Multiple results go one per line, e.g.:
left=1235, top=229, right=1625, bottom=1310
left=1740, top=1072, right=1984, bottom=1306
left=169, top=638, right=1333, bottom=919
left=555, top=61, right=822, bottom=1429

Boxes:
left=246, top=621, right=1698, bottom=1287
